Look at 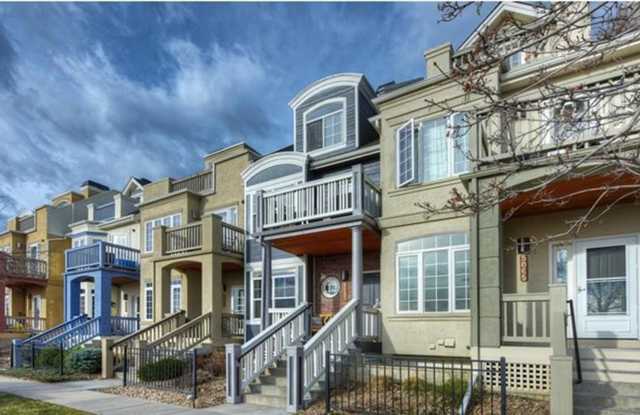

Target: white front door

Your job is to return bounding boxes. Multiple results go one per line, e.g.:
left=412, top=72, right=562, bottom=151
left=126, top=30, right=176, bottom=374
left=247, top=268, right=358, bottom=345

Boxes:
left=575, top=236, right=638, bottom=338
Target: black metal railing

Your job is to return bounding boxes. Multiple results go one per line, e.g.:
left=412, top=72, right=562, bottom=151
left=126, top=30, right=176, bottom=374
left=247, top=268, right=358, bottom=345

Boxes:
left=13, top=343, right=66, bottom=375
left=567, top=299, right=582, bottom=384
left=325, top=353, right=507, bottom=415
left=122, top=346, right=197, bottom=400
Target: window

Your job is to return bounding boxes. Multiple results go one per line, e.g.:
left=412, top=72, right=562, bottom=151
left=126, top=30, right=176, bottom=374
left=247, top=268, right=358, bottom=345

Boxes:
left=212, top=206, right=238, bottom=225
left=552, top=244, right=571, bottom=284
left=503, top=51, right=525, bottom=71
left=73, top=239, right=85, bottom=248
left=321, top=276, right=341, bottom=299
left=144, top=282, right=153, bottom=320
left=587, top=245, right=627, bottom=315
left=251, top=273, right=262, bottom=321
left=548, top=99, right=596, bottom=143
left=28, top=243, right=39, bottom=259
left=170, top=278, right=181, bottom=313
left=396, top=233, right=470, bottom=313
left=79, top=289, right=86, bottom=315
left=231, top=287, right=245, bottom=314
left=109, top=233, right=130, bottom=247
left=304, top=100, right=346, bottom=153
left=273, top=272, right=296, bottom=309
left=397, top=114, right=470, bottom=187
left=90, top=290, right=95, bottom=318
left=144, top=213, right=181, bottom=252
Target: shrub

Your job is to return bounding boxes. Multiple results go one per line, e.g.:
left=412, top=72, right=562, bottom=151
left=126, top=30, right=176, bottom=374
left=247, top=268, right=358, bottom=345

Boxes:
left=138, top=357, right=185, bottom=382
left=34, top=347, right=63, bottom=370
left=67, top=348, right=101, bottom=374
left=200, top=351, right=225, bottom=377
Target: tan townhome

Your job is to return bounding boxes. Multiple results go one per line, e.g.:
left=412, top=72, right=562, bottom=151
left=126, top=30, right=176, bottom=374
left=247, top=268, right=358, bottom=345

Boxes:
left=373, top=3, right=640, bottom=414
left=126, top=142, right=257, bottom=352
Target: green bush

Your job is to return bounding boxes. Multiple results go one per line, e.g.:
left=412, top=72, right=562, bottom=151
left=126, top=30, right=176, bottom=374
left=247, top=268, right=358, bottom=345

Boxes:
left=34, top=347, right=63, bottom=370
left=138, top=357, right=185, bottom=382
left=67, top=348, right=101, bottom=374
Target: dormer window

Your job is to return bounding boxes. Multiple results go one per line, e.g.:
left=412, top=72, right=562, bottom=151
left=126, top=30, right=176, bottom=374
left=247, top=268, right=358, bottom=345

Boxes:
left=303, top=99, right=346, bottom=154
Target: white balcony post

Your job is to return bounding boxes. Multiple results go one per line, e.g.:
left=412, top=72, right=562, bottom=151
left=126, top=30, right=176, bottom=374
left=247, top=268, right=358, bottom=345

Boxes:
left=351, top=165, right=363, bottom=216
left=286, top=345, right=304, bottom=413
left=352, top=225, right=363, bottom=337
left=225, top=343, right=241, bottom=403
left=261, top=241, right=272, bottom=330
left=113, top=194, right=123, bottom=219
left=87, top=203, right=95, bottom=221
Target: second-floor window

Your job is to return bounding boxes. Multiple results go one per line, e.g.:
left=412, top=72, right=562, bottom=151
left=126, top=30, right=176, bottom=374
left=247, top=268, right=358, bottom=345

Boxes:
left=304, top=99, right=346, bottom=154
left=144, top=213, right=181, bottom=252
left=144, top=282, right=153, bottom=320
left=396, top=113, right=470, bottom=188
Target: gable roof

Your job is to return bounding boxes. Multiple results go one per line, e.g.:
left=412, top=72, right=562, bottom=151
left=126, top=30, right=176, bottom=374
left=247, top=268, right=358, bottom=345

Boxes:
left=122, top=176, right=149, bottom=195
left=458, top=2, right=544, bottom=51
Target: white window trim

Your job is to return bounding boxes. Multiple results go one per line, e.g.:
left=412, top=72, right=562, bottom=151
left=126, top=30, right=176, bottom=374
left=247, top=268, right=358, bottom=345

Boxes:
left=302, top=97, right=348, bottom=156
left=230, top=286, right=245, bottom=314
left=144, top=283, right=153, bottom=321
left=210, top=206, right=238, bottom=226
left=144, top=213, right=182, bottom=253
left=250, top=272, right=263, bottom=323
left=271, top=271, right=297, bottom=310
left=396, top=118, right=415, bottom=187
left=395, top=238, right=470, bottom=314
left=170, top=279, right=181, bottom=314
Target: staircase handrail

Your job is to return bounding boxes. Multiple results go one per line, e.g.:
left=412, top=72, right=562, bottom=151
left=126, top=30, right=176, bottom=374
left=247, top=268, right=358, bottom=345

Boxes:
left=23, top=315, right=88, bottom=345
left=147, top=311, right=212, bottom=352
left=301, top=299, right=359, bottom=395
left=41, top=316, right=100, bottom=349
left=111, top=310, right=185, bottom=351
left=238, top=303, right=311, bottom=390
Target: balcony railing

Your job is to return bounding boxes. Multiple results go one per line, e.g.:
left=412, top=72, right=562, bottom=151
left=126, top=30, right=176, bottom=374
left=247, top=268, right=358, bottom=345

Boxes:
left=5, top=316, right=46, bottom=332
left=164, top=223, right=202, bottom=255
left=171, top=170, right=213, bottom=194
left=16, top=215, right=35, bottom=232
left=222, top=223, right=244, bottom=255
left=0, top=252, right=47, bottom=281
left=65, top=242, right=139, bottom=273
left=259, top=169, right=381, bottom=230
left=502, top=292, right=550, bottom=344
left=222, top=313, right=244, bottom=337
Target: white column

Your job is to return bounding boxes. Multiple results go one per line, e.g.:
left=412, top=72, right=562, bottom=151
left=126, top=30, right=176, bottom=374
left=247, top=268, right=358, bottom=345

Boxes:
left=261, top=241, right=272, bottom=329
left=351, top=225, right=363, bottom=302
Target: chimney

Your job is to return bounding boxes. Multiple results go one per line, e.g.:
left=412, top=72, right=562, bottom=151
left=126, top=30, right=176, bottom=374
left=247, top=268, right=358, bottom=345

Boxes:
left=424, top=43, right=453, bottom=81
left=80, top=180, right=110, bottom=199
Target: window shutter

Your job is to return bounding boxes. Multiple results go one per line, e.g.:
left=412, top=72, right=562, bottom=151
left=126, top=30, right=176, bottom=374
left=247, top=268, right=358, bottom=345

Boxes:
left=396, top=119, right=415, bottom=187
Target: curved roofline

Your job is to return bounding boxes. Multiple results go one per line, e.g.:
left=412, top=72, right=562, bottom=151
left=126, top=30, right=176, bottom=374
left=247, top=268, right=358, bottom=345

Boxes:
left=289, top=73, right=369, bottom=109
left=241, top=151, right=308, bottom=181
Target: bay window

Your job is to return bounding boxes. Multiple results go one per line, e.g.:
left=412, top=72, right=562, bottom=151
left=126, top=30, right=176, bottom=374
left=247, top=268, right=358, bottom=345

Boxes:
left=304, top=99, right=346, bottom=154
left=396, top=113, right=470, bottom=187
left=396, top=233, right=470, bottom=313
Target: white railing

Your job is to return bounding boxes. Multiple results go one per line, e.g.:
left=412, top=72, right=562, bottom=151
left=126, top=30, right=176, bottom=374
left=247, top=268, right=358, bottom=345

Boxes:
left=262, top=173, right=354, bottom=229
left=164, top=223, right=202, bottom=254
left=502, top=293, right=550, bottom=344
left=238, top=303, right=310, bottom=390
left=302, top=299, right=359, bottom=395
left=148, top=311, right=211, bottom=352
left=362, top=306, right=381, bottom=338
left=268, top=308, right=294, bottom=325
left=363, top=177, right=381, bottom=217
left=221, top=223, right=245, bottom=255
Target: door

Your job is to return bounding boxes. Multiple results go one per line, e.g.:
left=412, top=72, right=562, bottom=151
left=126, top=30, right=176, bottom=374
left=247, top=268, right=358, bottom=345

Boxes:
left=575, top=236, right=638, bottom=338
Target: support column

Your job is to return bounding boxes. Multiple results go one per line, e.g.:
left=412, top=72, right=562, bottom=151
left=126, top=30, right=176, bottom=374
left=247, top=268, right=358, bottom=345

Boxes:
left=261, top=241, right=272, bottom=330
left=225, top=343, right=242, bottom=404
left=352, top=225, right=363, bottom=338
left=64, top=276, right=81, bottom=321
left=470, top=178, right=503, bottom=352
left=101, top=337, right=115, bottom=379
left=95, top=271, right=112, bottom=336
left=202, top=255, right=223, bottom=341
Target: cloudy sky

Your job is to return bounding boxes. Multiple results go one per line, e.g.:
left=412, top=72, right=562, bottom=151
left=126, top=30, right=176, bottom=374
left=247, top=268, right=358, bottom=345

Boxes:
left=0, top=2, right=486, bottom=227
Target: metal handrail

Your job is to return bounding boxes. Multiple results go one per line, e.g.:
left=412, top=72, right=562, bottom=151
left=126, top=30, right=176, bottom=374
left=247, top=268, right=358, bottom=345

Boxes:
left=567, top=299, right=582, bottom=384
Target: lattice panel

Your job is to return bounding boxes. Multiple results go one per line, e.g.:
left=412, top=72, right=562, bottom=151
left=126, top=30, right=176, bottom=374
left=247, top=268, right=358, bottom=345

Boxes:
left=485, top=361, right=550, bottom=393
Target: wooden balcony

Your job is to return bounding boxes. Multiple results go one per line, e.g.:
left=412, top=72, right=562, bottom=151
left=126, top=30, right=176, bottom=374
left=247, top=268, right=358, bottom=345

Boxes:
left=65, top=241, right=139, bottom=276
left=257, top=167, right=381, bottom=233
left=156, top=215, right=245, bottom=258
left=0, top=252, right=47, bottom=287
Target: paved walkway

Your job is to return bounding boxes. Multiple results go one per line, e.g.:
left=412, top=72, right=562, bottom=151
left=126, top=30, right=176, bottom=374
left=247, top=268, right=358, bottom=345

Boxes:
left=0, top=376, right=287, bottom=415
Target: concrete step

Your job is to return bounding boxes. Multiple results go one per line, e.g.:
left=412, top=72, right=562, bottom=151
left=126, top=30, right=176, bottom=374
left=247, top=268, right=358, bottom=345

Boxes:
left=575, top=384, right=640, bottom=410
left=575, top=381, right=640, bottom=396
left=243, top=392, right=287, bottom=408
left=574, top=406, right=640, bottom=415
left=258, top=374, right=287, bottom=387
left=249, top=383, right=286, bottom=397
left=267, top=366, right=286, bottom=377
left=581, top=359, right=640, bottom=372
left=574, top=348, right=640, bottom=360
left=582, top=369, right=640, bottom=383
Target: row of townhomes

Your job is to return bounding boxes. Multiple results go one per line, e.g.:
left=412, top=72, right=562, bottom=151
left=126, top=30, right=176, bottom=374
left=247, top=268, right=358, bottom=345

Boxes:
left=3, top=3, right=640, bottom=414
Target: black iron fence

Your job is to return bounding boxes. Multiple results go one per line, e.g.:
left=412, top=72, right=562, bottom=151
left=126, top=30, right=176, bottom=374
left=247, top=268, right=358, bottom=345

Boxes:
left=12, top=343, right=67, bottom=374
left=122, top=346, right=197, bottom=400
left=325, top=352, right=507, bottom=415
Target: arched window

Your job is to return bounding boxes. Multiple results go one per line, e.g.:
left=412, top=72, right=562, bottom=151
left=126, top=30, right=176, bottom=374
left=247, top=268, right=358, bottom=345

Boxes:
left=304, top=99, right=346, bottom=153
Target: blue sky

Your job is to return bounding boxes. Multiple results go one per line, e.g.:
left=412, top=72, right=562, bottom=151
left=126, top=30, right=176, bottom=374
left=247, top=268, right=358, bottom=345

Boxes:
left=0, top=2, right=486, bottom=227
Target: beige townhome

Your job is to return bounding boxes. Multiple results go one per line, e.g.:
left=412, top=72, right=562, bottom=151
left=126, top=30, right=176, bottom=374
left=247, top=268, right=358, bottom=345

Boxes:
left=126, top=142, right=257, bottom=352
left=373, top=3, right=640, bottom=414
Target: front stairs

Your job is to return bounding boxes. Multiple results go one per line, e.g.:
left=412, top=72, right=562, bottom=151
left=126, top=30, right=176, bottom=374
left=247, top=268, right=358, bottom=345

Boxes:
left=573, top=347, right=640, bottom=414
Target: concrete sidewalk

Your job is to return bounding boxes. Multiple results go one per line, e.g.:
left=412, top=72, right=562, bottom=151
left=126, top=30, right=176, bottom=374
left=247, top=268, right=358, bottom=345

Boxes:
left=0, top=376, right=286, bottom=415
